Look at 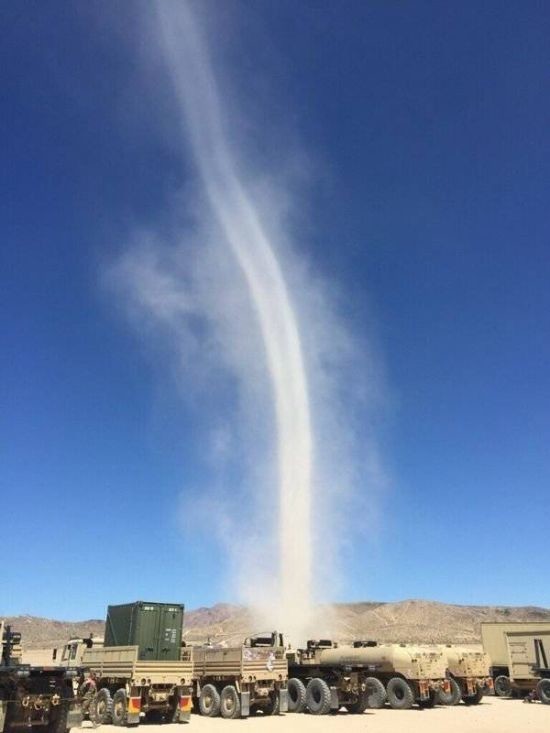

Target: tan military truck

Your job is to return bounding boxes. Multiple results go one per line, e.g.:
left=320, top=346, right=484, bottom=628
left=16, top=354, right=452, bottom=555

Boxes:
left=59, top=637, right=194, bottom=725
left=504, top=629, right=550, bottom=703
left=58, top=601, right=194, bottom=725
left=192, top=632, right=288, bottom=719
left=435, top=645, right=493, bottom=705
left=0, top=622, right=82, bottom=733
left=481, top=621, right=550, bottom=698
left=287, top=639, right=451, bottom=713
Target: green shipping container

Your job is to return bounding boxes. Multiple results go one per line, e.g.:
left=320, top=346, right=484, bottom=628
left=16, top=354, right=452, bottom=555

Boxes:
left=104, top=601, right=185, bottom=660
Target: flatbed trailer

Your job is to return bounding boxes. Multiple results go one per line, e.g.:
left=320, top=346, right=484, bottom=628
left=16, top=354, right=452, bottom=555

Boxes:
left=192, top=633, right=288, bottom=719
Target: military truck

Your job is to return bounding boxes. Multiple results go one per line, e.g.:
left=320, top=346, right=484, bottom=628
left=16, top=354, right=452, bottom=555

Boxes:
left=286, top=639, right=450, bottom=713
left=434, top=645, right=493, bottom=705
left=59, top=601, right=194, bottom=725
left=504, top=629, right=550, bottom=703
left=0, top=621, right=82, bottom=733
left=192, top=632, right=288, bottom=719
left=481, top=621, right=550, bottom=698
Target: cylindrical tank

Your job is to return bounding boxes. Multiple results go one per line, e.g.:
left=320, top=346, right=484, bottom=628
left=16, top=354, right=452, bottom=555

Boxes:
left=315, top=643, right=447, bottom=680
left=438, top=645, right=490, bottom=678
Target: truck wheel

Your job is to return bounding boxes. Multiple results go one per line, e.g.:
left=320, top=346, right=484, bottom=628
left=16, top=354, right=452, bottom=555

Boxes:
left=288, top=678, right=307, bottom=713
left=365, top=677, right=386, bottom=708
left=437, top=678, right=461, bottom=706
left=305, top=678, right=332, bottom=715
left=112, top=689, right=127, bottom=726
left=199, top=684, right=221, bottom=717
left=386, top=677, right=414, bottom=710
left=220, top=686, right=241, bottom=719
left=463, top=688, right=483, bottom=705
left=494, top=676, right=512, bottom=698
left=346, top=691, right=368, bottom=714
left=91, top=688, right=113, bottom=725
left=537, top=679, right=550, bottom=705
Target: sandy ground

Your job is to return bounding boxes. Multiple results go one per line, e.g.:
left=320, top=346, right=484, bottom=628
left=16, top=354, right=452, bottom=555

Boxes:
left=94, top=697, right=548, bottom=733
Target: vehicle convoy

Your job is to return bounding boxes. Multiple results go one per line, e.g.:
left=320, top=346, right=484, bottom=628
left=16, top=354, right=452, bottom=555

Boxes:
left=58, top=601, right=193, bottom=725
left=192, top=632, right=288, bottom=719
left=286, top=639, right=451, bottom=713
left=0, top=621, right=82, bottom=733
left=481, top=622, right=550, bottom=700
left=434, top=645, right=493, bottom=705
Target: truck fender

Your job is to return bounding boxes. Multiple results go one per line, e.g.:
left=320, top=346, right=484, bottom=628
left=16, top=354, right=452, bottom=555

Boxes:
left=240, top=691, right=250, bottom=718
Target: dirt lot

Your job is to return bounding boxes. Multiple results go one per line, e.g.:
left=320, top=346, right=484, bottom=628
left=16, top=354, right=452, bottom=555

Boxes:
left=94, top=697, right=548, bottom=733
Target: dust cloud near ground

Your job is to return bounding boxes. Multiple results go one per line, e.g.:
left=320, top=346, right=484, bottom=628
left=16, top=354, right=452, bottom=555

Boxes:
left=93, top=697, right=548, bottom=733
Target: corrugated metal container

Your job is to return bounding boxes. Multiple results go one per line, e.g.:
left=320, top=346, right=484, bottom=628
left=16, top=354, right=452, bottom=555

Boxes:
left=104, top=601, right=184, bottom=660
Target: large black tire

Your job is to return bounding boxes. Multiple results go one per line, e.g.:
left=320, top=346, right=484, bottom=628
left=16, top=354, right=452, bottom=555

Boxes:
left=437, top=678, right=462, bottom=706
left=111, top=689, right=127, bottom=727
left=46, top=703, right=69, bottom=733
left=91, top=688, right=113, bottom=725
left=365, top=677, right=386, bottom=709
left=288, top=678, right=307, bottom=713
left=199, top=684, right=221, bottom=717
left=463, top=688, right=484, bottom=705
left=346, top=691, right=368, bottom=714
left=537, top=679, right=550, bottom=705
left=494, top=675, right=512, bottom=698
left=386, top=677, right=414, bottom=710
left=306, top=678, right=332, bottom=715
left=220, top=686, right=241, bottom=719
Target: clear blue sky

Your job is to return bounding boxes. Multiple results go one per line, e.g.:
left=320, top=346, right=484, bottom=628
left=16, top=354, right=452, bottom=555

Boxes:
left=1, top=1, right=549, bottom=619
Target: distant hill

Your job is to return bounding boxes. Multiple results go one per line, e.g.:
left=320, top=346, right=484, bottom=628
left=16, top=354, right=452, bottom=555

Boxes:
left=5, top=600, right=550, bottom=649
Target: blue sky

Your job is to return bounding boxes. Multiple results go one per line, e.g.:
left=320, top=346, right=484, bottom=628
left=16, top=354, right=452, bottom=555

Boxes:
left=1, top=1, right=549, bottom=619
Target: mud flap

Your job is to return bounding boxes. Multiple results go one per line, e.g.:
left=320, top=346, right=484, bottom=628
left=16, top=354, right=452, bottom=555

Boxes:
left=67, top=707, right=84, bottom=729
left=0, top=701, right=7, bottom=733
left=126, top=713, right=141, bottom=726
left=279, top=689, right=288, bottom=713
left=330, top=687, right=340, bottom=710
left=240, top=691, right=250, bottom=718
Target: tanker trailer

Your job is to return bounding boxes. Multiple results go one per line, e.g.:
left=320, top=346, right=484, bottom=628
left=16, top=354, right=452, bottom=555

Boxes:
left=287, top=640, right=450, bottom=713
left=434, top=645, right=493, bottom=705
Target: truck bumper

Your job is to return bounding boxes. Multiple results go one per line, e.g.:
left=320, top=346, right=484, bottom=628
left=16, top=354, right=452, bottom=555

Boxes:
left=279, top=689, right=288, bottom=713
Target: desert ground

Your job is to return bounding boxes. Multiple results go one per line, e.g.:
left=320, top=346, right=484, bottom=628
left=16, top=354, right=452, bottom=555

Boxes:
left=93, top=698, right=548, bottom=733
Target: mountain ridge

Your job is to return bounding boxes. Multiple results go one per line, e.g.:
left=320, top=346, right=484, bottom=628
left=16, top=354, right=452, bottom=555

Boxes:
left=5, top=600, right=549, bottom=649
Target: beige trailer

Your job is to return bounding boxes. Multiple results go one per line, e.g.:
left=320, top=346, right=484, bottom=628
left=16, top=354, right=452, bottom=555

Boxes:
left=192, top=633, right=288, bottom=719
left=435, top=645, right=493, bottom=705
left=505, top=629, right=550, bottom=703
left=59, top=638, right=193, bottom=725
left=481, top=622, right=550, bottom=698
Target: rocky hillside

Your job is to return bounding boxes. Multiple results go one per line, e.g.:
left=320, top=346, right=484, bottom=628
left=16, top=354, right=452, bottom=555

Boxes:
left=5, top=600, right=550, bottom=649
